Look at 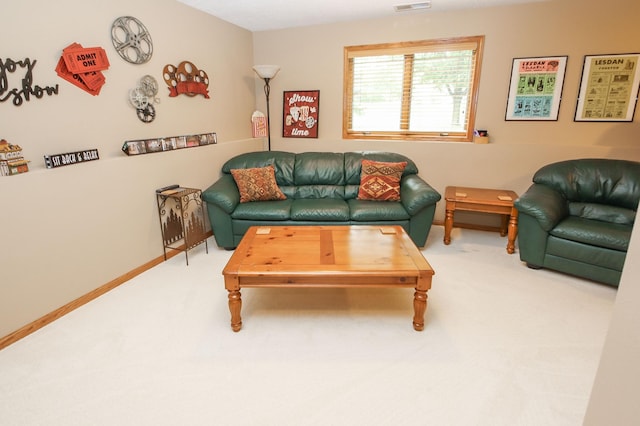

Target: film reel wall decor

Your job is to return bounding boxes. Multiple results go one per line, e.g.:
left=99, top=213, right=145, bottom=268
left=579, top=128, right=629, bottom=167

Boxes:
left=111, top=16, right=153, bottom=64
left=129, top=75, right=159, bottom=123
left=163, top=61, right=210, bottom=98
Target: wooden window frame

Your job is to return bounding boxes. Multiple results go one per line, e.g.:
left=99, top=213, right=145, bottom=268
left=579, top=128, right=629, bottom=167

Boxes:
left=343, top=36, right=485, bottom=142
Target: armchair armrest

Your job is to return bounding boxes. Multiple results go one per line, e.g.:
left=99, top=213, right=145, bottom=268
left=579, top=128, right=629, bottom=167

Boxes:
left=514, top=184, right=568, bottom=231
left=401, top=174, right=442, bottom=215
left=201, top=174, right=240, bottom=214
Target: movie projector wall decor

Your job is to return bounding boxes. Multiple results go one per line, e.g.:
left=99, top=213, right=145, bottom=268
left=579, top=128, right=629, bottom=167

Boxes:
left=110, top=16, right=153, bottom=64
left=129, top=75, right=159, bottom=123
left=163, top=61, right=210, bottom=98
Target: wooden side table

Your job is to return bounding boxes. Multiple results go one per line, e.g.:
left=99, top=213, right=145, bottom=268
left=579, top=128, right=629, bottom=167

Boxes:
left=444, top=186, right=519, bottom=254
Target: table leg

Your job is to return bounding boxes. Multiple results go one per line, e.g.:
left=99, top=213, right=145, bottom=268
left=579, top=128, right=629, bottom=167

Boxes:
left=507, top=208, right=518, bottom=254
left=500, top=215, right=508, bottom=237
left=227, top=289, right=243, bottom=332
left=444, top=208, right=454, bottom=245
left=412, top=275, right=431, bottom=331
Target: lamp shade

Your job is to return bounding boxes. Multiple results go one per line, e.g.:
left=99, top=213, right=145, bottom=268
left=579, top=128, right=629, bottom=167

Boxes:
left=253, top=65, right=280, bottom=79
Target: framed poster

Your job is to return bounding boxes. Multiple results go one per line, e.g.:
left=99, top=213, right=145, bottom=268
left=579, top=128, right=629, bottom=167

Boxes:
left=505, top=56, right=568, bottom=121
left=574, top=53, right=640, bottom=122
left=283, top=90, right=319, bottom=138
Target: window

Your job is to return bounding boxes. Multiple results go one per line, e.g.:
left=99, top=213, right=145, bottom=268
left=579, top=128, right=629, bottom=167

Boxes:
left=343, top=36, right=484, bottom=142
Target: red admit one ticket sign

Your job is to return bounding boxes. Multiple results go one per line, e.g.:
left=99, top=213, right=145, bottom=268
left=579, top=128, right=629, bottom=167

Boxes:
left=56, top=43, right=108, bottom=95
left=62, top=46, right=110, bottom=74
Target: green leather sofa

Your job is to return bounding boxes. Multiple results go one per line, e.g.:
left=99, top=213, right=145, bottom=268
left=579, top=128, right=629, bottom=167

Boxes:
left=202, top=151, right=441, bottom=249
left=514, top=158, right=640, bottom=287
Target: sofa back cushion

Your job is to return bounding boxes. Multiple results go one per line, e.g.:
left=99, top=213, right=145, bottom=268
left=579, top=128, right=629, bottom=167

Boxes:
left=222, top=151, right=296, bottom=186
left=293, top=152, right=345, bottom=199
left=293, top=152, right=345, bottom=185
left=568, top=202, right=636, bottom=225
left=533, top=158, right=640, bottom=211
left=222, top=150, right=420, bottom=200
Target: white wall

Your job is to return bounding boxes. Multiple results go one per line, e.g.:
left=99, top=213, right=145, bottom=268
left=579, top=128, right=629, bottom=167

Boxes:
left=584, top=218, right=640, bottom=424
left=252, top=0, right=640, bottom=222
left=250, top=7, right=640, bottom=421
left=0, top=0, right=261, bottom=337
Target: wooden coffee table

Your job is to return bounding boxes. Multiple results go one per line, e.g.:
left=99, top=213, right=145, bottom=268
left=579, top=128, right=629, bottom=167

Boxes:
left=222, top=225, right=434, bottom=331
left=444, top=186, right=519, bottom=254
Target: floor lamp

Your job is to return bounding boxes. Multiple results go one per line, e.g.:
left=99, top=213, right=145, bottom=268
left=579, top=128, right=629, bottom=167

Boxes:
left=252, top=65, right=280, bottom=151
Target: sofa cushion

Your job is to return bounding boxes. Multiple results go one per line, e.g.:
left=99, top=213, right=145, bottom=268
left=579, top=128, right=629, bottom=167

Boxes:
left=295, top=185, right=345, bottom=199
left=569, top=202, right=636, bottom=225
left=546, top=235, right=628, bottom=271
left=357, top=160, right=407, bottom=201
left=230, top=165, right=287, bottom=203
left=290, top=199, right=349, bottom=221
left=348, top=199, right=410, bottom=221
left=294, top=152, right=345, bottom=185
left=549, top=216, right=632, bottom=251
left=231, top=199, right=292, bottom=220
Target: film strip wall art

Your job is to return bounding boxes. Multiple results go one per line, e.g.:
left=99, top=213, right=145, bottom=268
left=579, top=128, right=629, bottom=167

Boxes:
left=122, top=132, right=217, bottom=156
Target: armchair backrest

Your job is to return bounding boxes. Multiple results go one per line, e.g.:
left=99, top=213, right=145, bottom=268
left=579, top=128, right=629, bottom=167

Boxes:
left=533, top=159, right=640, bottom=211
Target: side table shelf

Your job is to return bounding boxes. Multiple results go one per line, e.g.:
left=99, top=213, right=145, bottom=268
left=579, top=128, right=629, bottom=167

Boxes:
left=156, top=187, right=209, bottom=265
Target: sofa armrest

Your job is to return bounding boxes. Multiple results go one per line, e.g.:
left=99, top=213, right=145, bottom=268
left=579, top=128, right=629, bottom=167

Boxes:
left=514, top=184, right=568, bottom=231
left=201, top=174, right=240, bottom=214
left=401, top=175, right=442, bottom=215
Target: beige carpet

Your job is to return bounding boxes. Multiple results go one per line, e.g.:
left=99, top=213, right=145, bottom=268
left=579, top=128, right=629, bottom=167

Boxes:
left=0, top=226, right=616, bottom=425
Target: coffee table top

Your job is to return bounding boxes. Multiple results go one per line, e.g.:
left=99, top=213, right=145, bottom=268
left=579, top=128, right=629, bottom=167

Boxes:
left=223, top=225, right=433, bottom=279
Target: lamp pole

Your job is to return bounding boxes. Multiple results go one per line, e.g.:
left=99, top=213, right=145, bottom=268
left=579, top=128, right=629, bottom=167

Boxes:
left=253, top=65, right=280, bottom=152
left=263, top=78, right=272, bottom=151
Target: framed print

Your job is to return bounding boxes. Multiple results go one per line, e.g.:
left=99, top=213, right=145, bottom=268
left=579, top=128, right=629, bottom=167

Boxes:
left=505, top=56, right=568, bottom=121
left=283, top=90, right=319, bottom=138
left=574, top=53, right=640, bottom=122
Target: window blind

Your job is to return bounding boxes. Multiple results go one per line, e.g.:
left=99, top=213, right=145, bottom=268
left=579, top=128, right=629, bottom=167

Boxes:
left=344, top=36, right=484, bottom=141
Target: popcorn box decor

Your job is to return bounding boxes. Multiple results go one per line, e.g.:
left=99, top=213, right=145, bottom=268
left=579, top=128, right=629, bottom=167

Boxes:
left=0, top=139, right=29, bottom=176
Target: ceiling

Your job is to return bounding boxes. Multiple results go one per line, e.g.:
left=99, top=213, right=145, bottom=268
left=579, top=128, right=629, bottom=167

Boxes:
left=178, top=0, right=546, bottom=32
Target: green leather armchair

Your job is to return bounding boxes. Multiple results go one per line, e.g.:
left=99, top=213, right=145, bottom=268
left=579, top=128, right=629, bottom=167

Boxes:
left=514, top=158, right=640, bottom=287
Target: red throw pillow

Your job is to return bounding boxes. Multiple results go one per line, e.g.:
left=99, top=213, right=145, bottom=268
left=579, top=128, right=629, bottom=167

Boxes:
left=230, top=165, right=287, bottom=203
left=357, top=159, right=407, bottom=201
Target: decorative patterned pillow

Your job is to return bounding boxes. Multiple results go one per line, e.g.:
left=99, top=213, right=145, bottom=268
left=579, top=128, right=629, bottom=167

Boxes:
left=357, top=159, right=407, bottom=201
left=230, top=165, right=287, bottom=203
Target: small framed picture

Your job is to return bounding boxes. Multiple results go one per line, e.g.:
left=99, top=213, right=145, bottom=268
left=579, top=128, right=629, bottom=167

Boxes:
left=283, top=90, right=319, bottom=138
left=574, top=53, right=640, bottom=122
left=145, top=139, right=162, bottom=153
left=186, top=135, right=200, bottom=147
left=162, top=138, right=176, bottom=151
left=125, top=140, right=146, bottom=155
left=505, top=56, right=568, bottom=121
